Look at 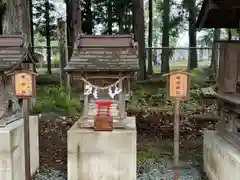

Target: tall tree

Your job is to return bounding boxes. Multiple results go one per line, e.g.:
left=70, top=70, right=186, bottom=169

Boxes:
left=228, top=28, right=232, bottom=40
left=29, top=0, right=34, bottom=46
left=210, top=28, right=220, bottom=76
left=148, top=0, right=153, bottom=74
left=33, top=0, right=56, bottom=74
left=45, top=0, right=51, bottom=74
left=82, top=0, right=93, bottom=34
left=161, top=0, right=170, bottom=73
left=2, top=0, right=23, bottom=34
left=66, top=0, right=81, bottom=59
left=0, top=1, right=6, bottom=34
left=115, top=0, right=125, bottom=33
left=132, top=0, right=147, bottom=80
left=2, top=0, right=31, bottom=42
left=32, top=0, right=56, bottom=36
left=57, top=18, right=67, bottom=86
left=107, top=0, right=113, bottom=34
left=187, top=0, right=198, bottom=70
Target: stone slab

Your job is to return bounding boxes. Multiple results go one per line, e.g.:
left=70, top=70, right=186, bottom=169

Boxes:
left=0, top=115, right=39, bottom=180
left=68, top=116, right=136, bottom=180
left=203, top=130, right=240, bottom=180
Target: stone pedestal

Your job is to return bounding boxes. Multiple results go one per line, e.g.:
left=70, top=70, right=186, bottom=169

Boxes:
left=203, top=130, right=240, bottom=180
left=0, top=116, right=39, bottom=180
left=68, top=116, right=136, bottom=180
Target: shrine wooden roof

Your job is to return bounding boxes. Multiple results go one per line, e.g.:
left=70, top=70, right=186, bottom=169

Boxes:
left=64, top=35, right=139, bottom=72
left=0, top=35, right=38, bottom=72
left=196, top=0, right=240, bottom=29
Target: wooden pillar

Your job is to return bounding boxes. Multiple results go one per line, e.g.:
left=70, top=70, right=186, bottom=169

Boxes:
left=217, top=100, right=225, bottom=133
left=67, top=74, right=71, bottom=100
left=229, top=114, right=235, bottom=133
left=83, top=76, right=88, bottom=117
left=31, top=67, right=36, bottom=107
left=118, top=75, right=124, bottom=119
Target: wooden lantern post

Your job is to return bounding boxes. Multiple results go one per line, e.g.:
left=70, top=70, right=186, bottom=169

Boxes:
left=163, top=71, right=190, bottom=179
left=13, top=70, right=37, bottom=180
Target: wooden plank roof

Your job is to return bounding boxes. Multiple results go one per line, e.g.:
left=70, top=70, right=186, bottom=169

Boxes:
left=0, top=35, right=38, bottom=72
left=64, top=35, right=139, bottom=72
left=196, top=0, right=240, bottom=29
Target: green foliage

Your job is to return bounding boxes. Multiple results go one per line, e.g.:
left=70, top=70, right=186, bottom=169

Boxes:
left=198, top=29, right=214, bottom=47
left=34, top=68, right=216, bottom=118
left=53, top=55, right=60, bottom=66
left=36, top=74, right=60, bottom=85
left=190, top=68, right=210, bottom=88
left=33, top=0, right=56, bottom=37
left=31, top=86, right=81, bottom=117
left=153, top=0, right=185, bottom=47
left=128, top=70, right=216, bottom=117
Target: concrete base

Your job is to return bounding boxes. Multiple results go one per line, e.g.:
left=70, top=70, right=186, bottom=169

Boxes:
left=68, top=116, right=136, bottom=180
left=203, top=130, right=240, bottom=180
left=0, top=115, right=39, bottom=180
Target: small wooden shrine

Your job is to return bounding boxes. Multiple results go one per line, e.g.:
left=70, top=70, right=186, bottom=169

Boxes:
left=196, top=0, right=240, bottom=149
left=214, top=41, right=240, bottom=149
left=64, top=35, right=139, bottom=131
left=0, top=34, right=38, bottom=126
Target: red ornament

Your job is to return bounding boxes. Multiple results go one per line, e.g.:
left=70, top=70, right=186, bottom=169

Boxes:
left=95, top=101, right=112, bottom=116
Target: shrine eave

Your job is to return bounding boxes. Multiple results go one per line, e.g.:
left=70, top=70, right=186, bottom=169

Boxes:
left=0, top=34, right=38, bottom=73
left=64, top=66, right=140, bottom=73
left=196, top=0, right=240, bottom=29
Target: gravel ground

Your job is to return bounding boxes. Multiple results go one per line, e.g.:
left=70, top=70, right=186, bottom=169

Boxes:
left=32, top=115, right=72, bottom=180
left=137, top=159, right=207, bottom=180
left=32, top=114, right=209, bottom=180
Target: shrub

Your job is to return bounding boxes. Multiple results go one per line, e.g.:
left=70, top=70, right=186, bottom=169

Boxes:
left=31, top=86, right=82, bottom=117
left=36, top=74, right=60, bottom=85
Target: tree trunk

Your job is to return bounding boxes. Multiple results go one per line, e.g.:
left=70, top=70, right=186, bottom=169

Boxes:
left=66, top=0, right=73, bottom=59
left=0, top=2, right=6, bottom=34
left=3, top=0, right=24, bottom=34
left=228, top=29, right=232, bottom=40
left=57, top=19, right=67, bottom=86
left=107, top=0, right=112, bottom=34
left=147, top=0, right=153, bottom=74
left=132, top=0, right=147, bottom=80
left=210, top=28, right=220, bottom=76
left=161, top=0, right=170, bottom=73
left=85, top=0, right=92, bottom=34
left=29, top=0, right=34, bottom=46
left=188, top=0, right=198, bottom=70
left=45, top=0, right=51, bottom=74
left=66, top=0, right=81, bottom=60
left=117, top=3, right=124, bottom=34
left=2, top=0, right=31, bottom=40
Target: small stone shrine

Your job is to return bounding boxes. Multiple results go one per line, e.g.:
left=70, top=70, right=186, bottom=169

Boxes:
left=197, top=0, right=240, bottom=179
left=0, top=34, right=37, bottom=126
left=65, top=34, right=138, bottom=180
